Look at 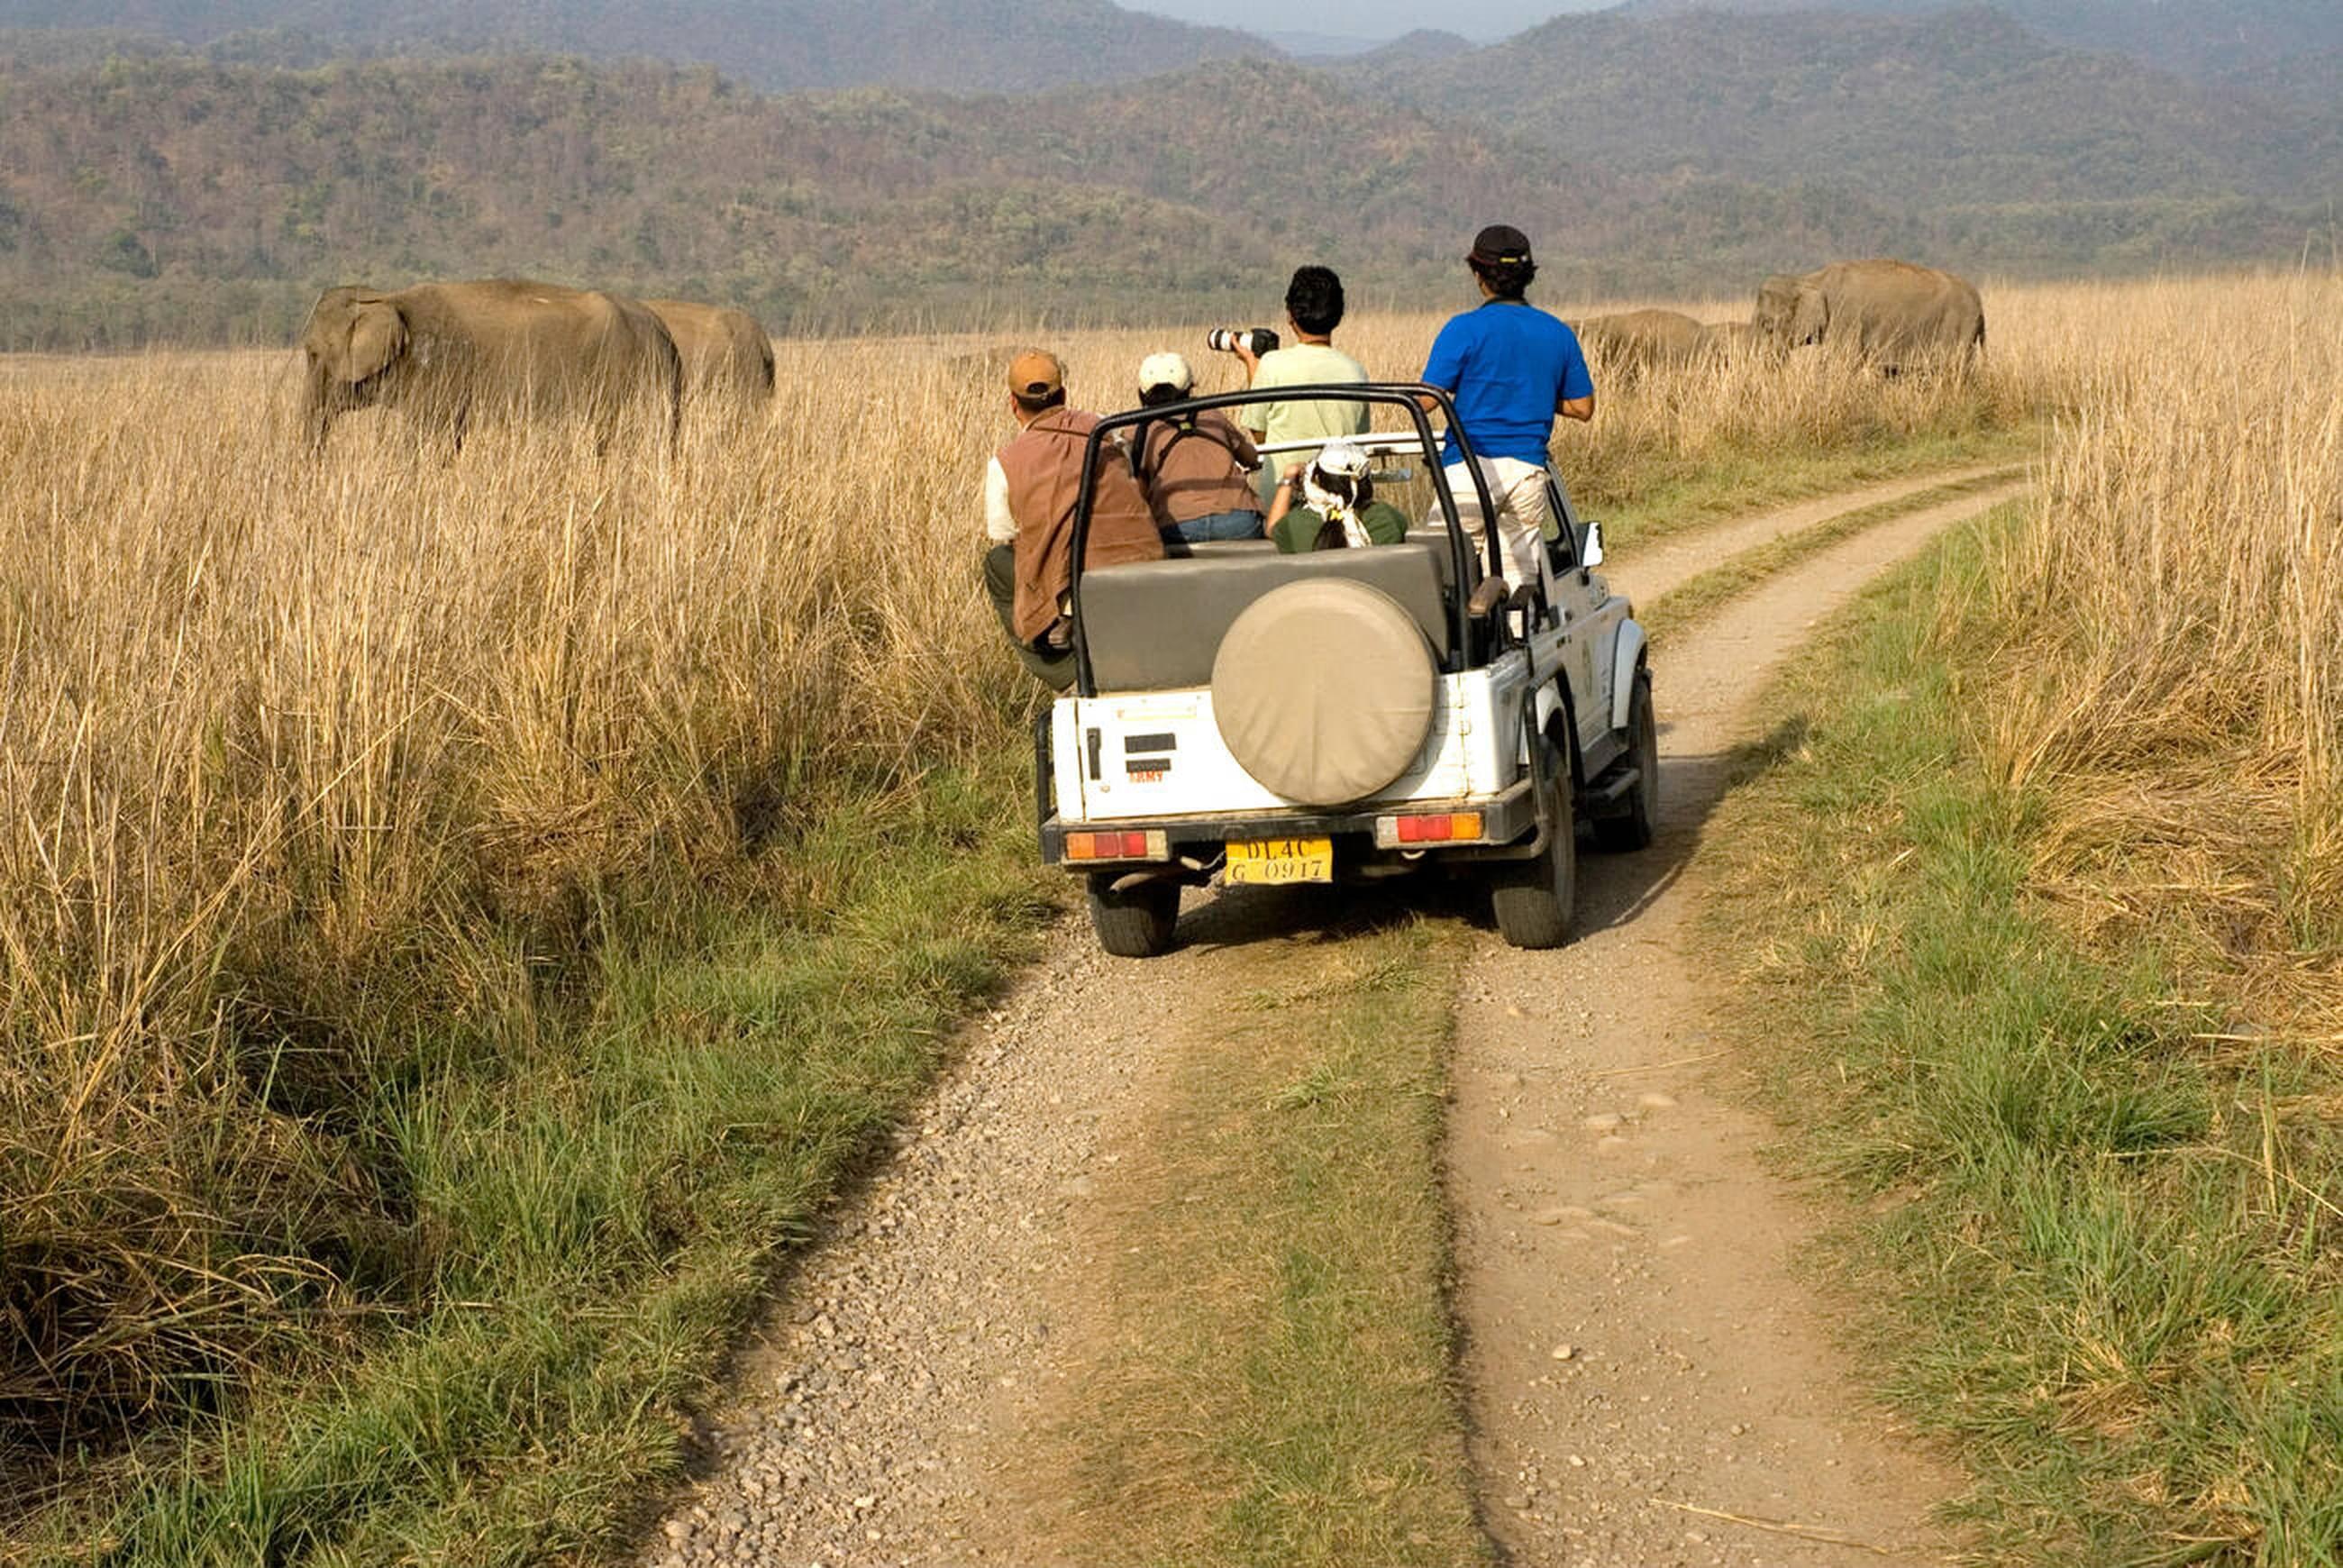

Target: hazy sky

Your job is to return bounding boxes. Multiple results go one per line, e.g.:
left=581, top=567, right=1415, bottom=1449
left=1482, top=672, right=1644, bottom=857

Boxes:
left=1130, top=0, right=1611, bottom=42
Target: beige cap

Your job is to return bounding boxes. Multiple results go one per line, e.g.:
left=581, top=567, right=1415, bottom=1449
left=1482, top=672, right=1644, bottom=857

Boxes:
left=1138, top=351, right=1192, bottom=395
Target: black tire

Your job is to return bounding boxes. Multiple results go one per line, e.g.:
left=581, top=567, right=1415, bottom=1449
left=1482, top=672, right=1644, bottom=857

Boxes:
left=1490, top=745, right=1577, bottom=950
left=1594, top=667, right=1658, bottom=852
left=1088, top=873, right=1180, bottom=958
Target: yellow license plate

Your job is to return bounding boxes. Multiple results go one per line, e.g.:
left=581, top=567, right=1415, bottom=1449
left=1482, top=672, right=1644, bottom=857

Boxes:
left=1225, top=836, right=1334, bottom=885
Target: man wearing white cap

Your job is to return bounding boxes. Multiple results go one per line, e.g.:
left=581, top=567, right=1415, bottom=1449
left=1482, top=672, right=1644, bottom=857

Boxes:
left=1132, top=351, right=1265, bottom=544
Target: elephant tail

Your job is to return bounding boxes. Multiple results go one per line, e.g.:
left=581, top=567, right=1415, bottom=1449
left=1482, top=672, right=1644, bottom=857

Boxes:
left=651, top=328, right=685, bottom=453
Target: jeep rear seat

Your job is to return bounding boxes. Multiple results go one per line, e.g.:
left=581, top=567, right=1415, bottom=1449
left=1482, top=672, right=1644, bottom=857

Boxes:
left=1080, top=537, right=1455, bottom=692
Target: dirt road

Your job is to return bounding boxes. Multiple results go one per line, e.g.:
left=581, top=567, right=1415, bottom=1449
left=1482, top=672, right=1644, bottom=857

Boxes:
left=1451, top=481, right=2021, bottom=1566
left=640, top=471, right=2026, bottom=1568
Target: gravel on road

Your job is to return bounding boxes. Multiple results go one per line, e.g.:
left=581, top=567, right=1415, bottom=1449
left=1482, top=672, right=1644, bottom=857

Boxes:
left=637, top=477, right=2025, bottom=1568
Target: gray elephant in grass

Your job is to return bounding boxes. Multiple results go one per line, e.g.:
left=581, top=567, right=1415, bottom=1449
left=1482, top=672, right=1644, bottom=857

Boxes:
left=297, top=278, right=682, bottom=452
left=1752, top=259, right=1984, bottom=370
left=1571, top=308, right=1707, bottom=377
left=643, top=299, right=776, bottom=407
left=1698, top=320, right=1754, bottom=361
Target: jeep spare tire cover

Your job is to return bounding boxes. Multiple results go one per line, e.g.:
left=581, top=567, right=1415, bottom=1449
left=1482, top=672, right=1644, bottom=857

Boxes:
left=1211, top=578, right=1438, bottom=806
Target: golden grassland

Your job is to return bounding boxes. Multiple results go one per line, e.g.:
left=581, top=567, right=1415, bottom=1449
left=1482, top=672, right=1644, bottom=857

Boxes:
left=1988, top=276, right=2342, bottom=1035
left=0, top=271, right=2324, bottom=1549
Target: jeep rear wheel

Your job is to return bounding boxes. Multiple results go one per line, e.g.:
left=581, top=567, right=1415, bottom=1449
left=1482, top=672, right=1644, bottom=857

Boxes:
left=1087, top=873, right=1180, bottom=958
left=1490, top=751, right=1577, bottom=950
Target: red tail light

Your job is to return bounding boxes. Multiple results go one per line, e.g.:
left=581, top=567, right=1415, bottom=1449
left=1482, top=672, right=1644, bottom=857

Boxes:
left=1064, top=829, right=1169, bottom=861
left=1385, top=811, right=1486, bottom=845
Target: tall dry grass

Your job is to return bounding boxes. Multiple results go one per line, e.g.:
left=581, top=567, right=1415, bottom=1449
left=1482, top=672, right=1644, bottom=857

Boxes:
left=0, top=293, right=2033, bottom=1485
left=1981, top=273, right=2343, bottom=1035
left=0, top=339, right=1034, bottom=1467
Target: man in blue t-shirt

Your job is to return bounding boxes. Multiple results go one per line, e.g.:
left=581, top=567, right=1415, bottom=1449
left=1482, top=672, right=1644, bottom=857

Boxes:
left=1417, top=223, right=1595, bottom=590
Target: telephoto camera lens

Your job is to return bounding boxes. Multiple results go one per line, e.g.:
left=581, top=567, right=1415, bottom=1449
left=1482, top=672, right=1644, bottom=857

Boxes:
left=1207, top=326, right=1281, bottom=355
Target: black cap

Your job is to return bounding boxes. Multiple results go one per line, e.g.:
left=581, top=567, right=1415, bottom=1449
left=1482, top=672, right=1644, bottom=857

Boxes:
left=1468, top=223, right=1533, bottom=265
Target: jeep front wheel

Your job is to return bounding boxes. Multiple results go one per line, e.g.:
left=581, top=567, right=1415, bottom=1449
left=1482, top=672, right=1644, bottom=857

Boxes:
left=1087, top=873, right=1180, bottom=958
left=1593, top=667, right=1658, bottom=852
left=1490, top=753, right=1577, bottom=950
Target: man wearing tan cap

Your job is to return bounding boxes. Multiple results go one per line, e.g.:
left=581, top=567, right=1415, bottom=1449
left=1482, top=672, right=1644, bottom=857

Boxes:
left=980, top=349, right=1163, bottom=688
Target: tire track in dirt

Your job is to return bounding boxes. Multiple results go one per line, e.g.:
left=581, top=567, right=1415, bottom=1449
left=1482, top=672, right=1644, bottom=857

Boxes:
left=1448, top=483, right=2024, bottom=1566
left=635, top=469, right=2022, bottom=1568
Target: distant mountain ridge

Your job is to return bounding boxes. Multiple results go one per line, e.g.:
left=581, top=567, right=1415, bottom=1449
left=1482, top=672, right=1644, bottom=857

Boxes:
left=1617, top=0, right=2343, bottom=105
left=1351, top=5, right=2338, bottom=208
left=0, top=18, right=2330, bottom=351
left=0, top=51, right=1626, bottom=348
left=0, top=0, right=1271, bottom=92
left=1348, top=30, right=1476, bottom=67
left=12, top=0, right=2340, bottom=105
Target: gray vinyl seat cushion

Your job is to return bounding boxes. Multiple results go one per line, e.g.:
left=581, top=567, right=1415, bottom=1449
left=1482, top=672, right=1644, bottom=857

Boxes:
left=1081, top=538, right=1455, bottom=692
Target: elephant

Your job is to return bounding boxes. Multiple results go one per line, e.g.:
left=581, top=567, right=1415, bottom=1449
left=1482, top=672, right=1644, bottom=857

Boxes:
left=643, top=298, right=776, bottom=406
left=1751, top=259, right=1984, bottom=370
left=1697, top=320, right=1755, bottom=361
left=1570, top=308, right=1707, bottom=377
left=296, top=278, right=682, bottom=452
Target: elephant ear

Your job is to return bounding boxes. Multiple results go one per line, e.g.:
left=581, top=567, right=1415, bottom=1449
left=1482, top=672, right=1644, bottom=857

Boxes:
left=1789, top=285, right=1828, bottom=345
left=343, top=301, right=407, bottom=385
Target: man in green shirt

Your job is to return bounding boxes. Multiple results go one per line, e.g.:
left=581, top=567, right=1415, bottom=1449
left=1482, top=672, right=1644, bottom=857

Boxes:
left=1264, top=440, right=1409, bottom=553
left=1226, top=265, right=1371, bottom=507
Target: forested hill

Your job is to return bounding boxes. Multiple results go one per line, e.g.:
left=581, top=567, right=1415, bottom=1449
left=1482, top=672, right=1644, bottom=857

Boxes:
left=0, top=53, right=1627, bottom=348
left=1353, top=5, right=2339, bottom=208
left=0, top=0, right=1269, bottom=92
left=1618, top=0, right=2343, bottom=106
left=0, top=23, right=2331, bottom=352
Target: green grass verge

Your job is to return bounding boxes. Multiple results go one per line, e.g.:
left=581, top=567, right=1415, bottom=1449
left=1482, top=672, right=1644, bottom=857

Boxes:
left=1638, top=471, right=2027, bottom=642
left=1047, top=919, right=1489, bottom=1568
left=1700, top=518, right=2343, bottom=1566
left=29, top=753, right=1061, bottom=1566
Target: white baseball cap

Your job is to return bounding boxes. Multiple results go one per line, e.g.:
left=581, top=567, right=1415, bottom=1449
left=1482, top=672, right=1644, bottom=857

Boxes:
left=1311, top=439, right=1370, bottom=481
left=1137, top=351, right=1193, bottom=395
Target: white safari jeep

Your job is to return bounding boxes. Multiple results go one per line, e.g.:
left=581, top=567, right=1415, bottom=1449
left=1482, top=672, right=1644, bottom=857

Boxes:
left=1035, top=383, right=1655, bottom=957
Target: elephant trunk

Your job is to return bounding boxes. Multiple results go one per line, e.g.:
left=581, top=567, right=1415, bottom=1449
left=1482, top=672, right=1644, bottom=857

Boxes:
left=296, top=364, right=336, bottom=454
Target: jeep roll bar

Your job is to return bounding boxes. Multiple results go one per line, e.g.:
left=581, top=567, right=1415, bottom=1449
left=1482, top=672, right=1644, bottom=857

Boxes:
left=1062, top=383, right=1509, bottom=697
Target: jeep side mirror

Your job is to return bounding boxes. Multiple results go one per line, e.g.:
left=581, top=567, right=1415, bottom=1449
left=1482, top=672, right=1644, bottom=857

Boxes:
left=1575, top=520, right=1605, bottom=570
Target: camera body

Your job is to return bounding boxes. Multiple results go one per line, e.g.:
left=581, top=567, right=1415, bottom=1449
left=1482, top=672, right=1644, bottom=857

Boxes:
left=1206, top=326, right=1281, bottom=357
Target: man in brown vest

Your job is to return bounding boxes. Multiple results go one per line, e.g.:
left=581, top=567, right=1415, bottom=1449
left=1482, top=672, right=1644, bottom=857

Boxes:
left=980, top=349, right=1163, bottom=688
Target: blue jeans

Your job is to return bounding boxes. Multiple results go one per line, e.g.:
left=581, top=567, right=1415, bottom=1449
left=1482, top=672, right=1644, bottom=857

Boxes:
left=1168, top=508, right=1265, bottom=542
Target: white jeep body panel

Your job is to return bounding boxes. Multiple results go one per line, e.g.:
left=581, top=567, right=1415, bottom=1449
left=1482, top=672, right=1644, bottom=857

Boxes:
left=1055, top=660, right=1533, bottom=824
left=1053, top=579, right=1638, bottom=827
